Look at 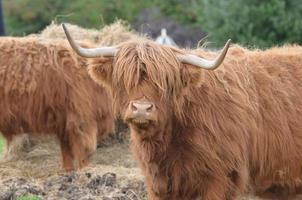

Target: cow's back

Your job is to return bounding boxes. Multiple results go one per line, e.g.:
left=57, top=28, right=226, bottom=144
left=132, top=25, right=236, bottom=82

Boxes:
left=0, top=37, right=83, bottom=134
left=249, top=46, right=302, bottom=194
left=223, top=45, right=302, bottom=195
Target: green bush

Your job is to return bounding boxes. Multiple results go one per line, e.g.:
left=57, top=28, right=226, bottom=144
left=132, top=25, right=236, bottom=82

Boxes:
left=2, top=0, right=302, bottom=48
left=3, top=0, right=68, bottom=35
left=17, top=195, right=41, bottom=200
left=0, top=135, right=4, bottom=154
left=153, top=0, right=198, bottom=24
left=194, top=0, right=302, bottom=48
left=3, top=0, right=150, bottom=35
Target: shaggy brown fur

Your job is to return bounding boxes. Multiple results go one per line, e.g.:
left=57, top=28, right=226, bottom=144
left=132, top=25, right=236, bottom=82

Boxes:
left=0, top=37, right=114, bottom=171
left=5, top=21, right=141, bottom=160
left=86, top=40, right=302, bottom=200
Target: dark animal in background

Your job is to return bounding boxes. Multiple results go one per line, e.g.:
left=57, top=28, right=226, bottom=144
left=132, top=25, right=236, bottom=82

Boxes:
left=0, top=0, right=4, bottom=36
left=0, top=37, right=114, bottom=171
left=64, top=24, right=302, bottom=200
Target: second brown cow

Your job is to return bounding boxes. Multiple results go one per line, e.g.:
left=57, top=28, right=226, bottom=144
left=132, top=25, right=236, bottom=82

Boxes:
left=0, top=37, right=114, bottom=171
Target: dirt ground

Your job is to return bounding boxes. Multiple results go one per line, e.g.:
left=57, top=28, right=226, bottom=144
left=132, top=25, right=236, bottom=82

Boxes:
left=0, top=131, right=265, bottom=200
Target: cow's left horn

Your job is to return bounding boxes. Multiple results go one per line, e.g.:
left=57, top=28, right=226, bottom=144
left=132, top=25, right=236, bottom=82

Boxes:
left=62, top=24, right=117, bottom=58
left=177, top=39, right=231, bottom=70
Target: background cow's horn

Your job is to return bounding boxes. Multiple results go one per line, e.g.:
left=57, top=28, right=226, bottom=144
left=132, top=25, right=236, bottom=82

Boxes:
left=62, top=24, right=117, bottom=58
left=177, top=39, right=231, bottom=70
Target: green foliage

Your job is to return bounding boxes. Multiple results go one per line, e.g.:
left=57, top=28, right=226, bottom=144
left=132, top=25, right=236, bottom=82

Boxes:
left=0, top=135, right=4, bottom=154
left=153, top=0, right=199, bottom=23
left=17, top=195, right=41, bottom=200
left=2, top=0, right=302, bottom=47
left=3, top=0, right=150, bottom=35
left=194, top=0, right=302, bottom=48
left=3, top=0, right=68, bottom=35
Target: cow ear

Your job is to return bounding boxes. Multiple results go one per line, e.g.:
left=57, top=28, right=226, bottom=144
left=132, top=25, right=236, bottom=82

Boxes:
left=181, top=64, right=204, bottom=88
left=88, top=57, right=114, bottom=88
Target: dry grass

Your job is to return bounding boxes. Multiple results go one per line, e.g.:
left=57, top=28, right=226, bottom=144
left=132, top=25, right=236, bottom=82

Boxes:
left=0, top=135, right=264, bottom=200
left=0, top=134, right=138, bottom=178
left=0, top=134, right=146, bottom=199
left=30, top=19, right=147, bottom=46
left=0, top=135, right=61, bottom=179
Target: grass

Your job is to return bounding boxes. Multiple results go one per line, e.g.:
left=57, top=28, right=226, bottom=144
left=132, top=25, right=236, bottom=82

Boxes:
left=17, top=195, right=41, bottom=200
left=0, top=135, right=4, bottom=155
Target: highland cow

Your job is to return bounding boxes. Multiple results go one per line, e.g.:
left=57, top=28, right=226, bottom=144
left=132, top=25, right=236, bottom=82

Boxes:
left=64, top=24, right=302, bottom=200
left=4, top=21, right=141, bottom=159
left=0, top=37, right=114, bottom=171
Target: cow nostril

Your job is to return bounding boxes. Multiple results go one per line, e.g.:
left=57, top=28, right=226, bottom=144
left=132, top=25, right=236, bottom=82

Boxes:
left=131, top=102, right=137, bottom=111
left=146, top=104, right=153, bottom=112
left=130, top=102, right=154, bottom=113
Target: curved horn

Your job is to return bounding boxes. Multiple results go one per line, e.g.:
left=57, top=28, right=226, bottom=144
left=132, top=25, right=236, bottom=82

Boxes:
left=177, top=39, right=231, bottom=70
left=62, top=24, right=117, bottom=58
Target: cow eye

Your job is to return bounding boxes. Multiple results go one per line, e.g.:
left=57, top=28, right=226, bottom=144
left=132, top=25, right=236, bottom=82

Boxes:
left=140, top=63, right=147, bottom=79
left=140, top=63, right=146, bottom=70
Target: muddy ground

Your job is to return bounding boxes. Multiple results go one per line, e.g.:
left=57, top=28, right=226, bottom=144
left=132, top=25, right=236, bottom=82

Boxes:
left=0, top=131, right=264, bottom=200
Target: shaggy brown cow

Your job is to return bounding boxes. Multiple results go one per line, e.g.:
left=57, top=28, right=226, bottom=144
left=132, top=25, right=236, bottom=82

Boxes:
left=64, top=25, right=302, bottom=200
left=0, top=37, right=114, bottom=171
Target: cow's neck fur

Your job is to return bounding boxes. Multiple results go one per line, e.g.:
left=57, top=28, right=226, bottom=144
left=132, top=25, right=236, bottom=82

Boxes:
left=130, top=70, right=243, bottom=198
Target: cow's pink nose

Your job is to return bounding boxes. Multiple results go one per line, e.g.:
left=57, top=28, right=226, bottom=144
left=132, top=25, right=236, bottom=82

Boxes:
left=130, top=101, right=154, bottom=114
left=125, top=101, right=156, bottom=124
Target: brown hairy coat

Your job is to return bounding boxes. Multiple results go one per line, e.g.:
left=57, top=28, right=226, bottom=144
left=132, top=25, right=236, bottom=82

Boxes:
left=87, top=40, right=302, bottom=200
left=0, top=37, right=114, bottom=171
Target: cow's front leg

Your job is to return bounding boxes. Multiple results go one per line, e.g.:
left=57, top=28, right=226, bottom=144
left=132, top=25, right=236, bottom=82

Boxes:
left=66, top=112, right=98, bottom=170
left=59, top=137, right=74, bottom=171
left=145, top=171, right=171, bottom=200
left=202, top=177, right=233, bottom=200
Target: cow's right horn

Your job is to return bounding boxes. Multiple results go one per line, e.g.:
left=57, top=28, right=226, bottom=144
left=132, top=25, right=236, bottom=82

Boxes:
left=62, top=24, right=117, bottom=58
left=177, top=39, right=231, bottom=70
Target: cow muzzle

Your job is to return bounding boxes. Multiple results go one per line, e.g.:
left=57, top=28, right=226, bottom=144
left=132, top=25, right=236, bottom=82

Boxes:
left=125, top=100, right=156, bottom=128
